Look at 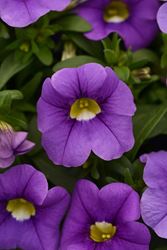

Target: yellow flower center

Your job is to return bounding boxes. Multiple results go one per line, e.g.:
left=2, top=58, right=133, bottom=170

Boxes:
left=70, top=98, right=101, bottom=121
left=90, top=222, right=116, bottom=243
left=104, top=0, right=129, bottom=23
left=6, top=198, right=36, bottom=222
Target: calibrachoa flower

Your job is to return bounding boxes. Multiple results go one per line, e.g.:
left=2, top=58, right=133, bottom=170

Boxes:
left=0, top=121, right=35, bottom=168
left=75, top=0, right=160, bottom=50
left=0, top=164, right=70, bottom=250
left=140, top=151, right=167, bottom=239
left=157, top=1, right=167, bottom=33
left=37, top=63, right=136, bottom=167
left=60, top=180, right=151, bottom=250
left=0, top=0, right=71, bottom=27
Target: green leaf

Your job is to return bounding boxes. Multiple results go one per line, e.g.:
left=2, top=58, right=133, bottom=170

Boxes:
left=0, top=90, right=23, bottom=110
left=128, top=104, right=167, bottom=161
left=34, top=46, right=53, bottom=66
left=21, top=72, right=43, bottom=100
left=131, top=49, right=158, bottom=69
left=56, top=15, right=92, bottom=32
left=114, top=66, right=130, bottom=82
left=0, top=53, right=31, bottom=89
left=68, top=33, right=103, bottom=59
left=124, top=168, right=134, bottom=186
left=53, top=55, right=104, bottom=72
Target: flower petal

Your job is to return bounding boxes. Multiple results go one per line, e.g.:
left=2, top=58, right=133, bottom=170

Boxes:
left=99, top=183, right=140, bottom=223
left=140, top=151, right=167, bottom=189
left=89, top=117, right=126, bottom=161
left=42, top=121, right=91, bottom=167
left=61, top=180, right=99, bottom=250
left=0, top=165, right=48, bottom=205
left=15, top=140, right=35, bottom=155
left=34, top=187, right=70, bottom=250
left=0, top=0, right=49, bottom=27
left=115, top=221, right=150, bottom=250
left=141, top=188, right=167, bottom=238
left=0, top=155, right=15, bottom=169
left=101, top=80, right=136, bottom=116
left=157, top=3, right=167, bottom=33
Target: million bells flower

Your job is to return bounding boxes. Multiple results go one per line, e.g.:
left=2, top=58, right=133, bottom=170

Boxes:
left=75, top=0, right=160, bottom=50
left=60, top=180, right=151, bottom=250
left=0, top=121, right=35, bottom=168
left=0, top=164, right=70, bottom=250
left=140, top=151, right=167, bottom=239
left=0, top=0, right=71, bottom=27
left=37, top=63, right=136, bottom=167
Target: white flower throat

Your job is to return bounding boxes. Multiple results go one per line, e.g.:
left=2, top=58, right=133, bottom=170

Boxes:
left=104, top=0, right=129, bottom=23
left=6, top=198, right=36, bottom=222
left=70, top=98, right=101, bottom=121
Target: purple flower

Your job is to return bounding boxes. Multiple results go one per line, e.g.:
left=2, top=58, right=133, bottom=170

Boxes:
left=75, top=0, right=160, bottom=50
left=60, top=180, right=150, bottom=250
left=0, top=121, right=35, bottom=168
left=0, top=164, right=70, bottom=249
left=157, top=1, right=167, bottom=33
left=37, top=63, right=136, bottom=167
left=140, top=151, right=167, bottom=239
left=0, top=0, right=71, bottom=27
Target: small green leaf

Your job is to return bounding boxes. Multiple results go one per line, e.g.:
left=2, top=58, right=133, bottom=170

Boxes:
left=128, top=104, right=167, bottom=161
left=0, top=53, right=31, bottom=89
left=34, top=46, right=53, bottom=66
left=0, top=90, right=23, bottom=110
left=114, top=66, right=130, bottom=82
left=68, top=33, right=103, bottom=58
left=56, top=15, right=92, bottom=32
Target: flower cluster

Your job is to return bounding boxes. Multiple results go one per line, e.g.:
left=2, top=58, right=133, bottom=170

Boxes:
left=0, top=165, right=149, bottom=250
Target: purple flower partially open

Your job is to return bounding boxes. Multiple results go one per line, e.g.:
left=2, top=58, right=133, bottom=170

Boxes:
left=60, top=180, right=150, bottom=250
left=157, top=2, right=167, bottom=33
left=0, top=164, right=70, bottom=250
left=0, top=121, right=35, bottom=168
left=140, top=151, right=167, bottom=239
left=75, top=0, right=160, bottom=50
left=37, top=63, right=136, bottom=167
left=0, top=0, right=71, bottom=27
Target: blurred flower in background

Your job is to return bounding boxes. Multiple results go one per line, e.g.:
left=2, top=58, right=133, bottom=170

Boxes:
left=75, top=0, right=160, bottom=50
left=157, top=1, right=167, bottom=33
left=141, top=151, right=167, bottom=239
left=0, top=121, right=35, bottom=168
left=37, top=63, right=136, bottom=167
left=61, top=180, right=150, bottom=250
left=0, top=164, right=70, bottom=250
left=0, top=0, right=72, bottom=27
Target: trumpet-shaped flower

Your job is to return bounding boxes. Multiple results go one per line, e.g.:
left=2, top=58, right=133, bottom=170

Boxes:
left=37, top=63, right=136, bottom=167
left=0, top=164, right=70, bottom=250
left=60, top=180, right=150, bottom=250
left=75, top=0, right=160, bottom=50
